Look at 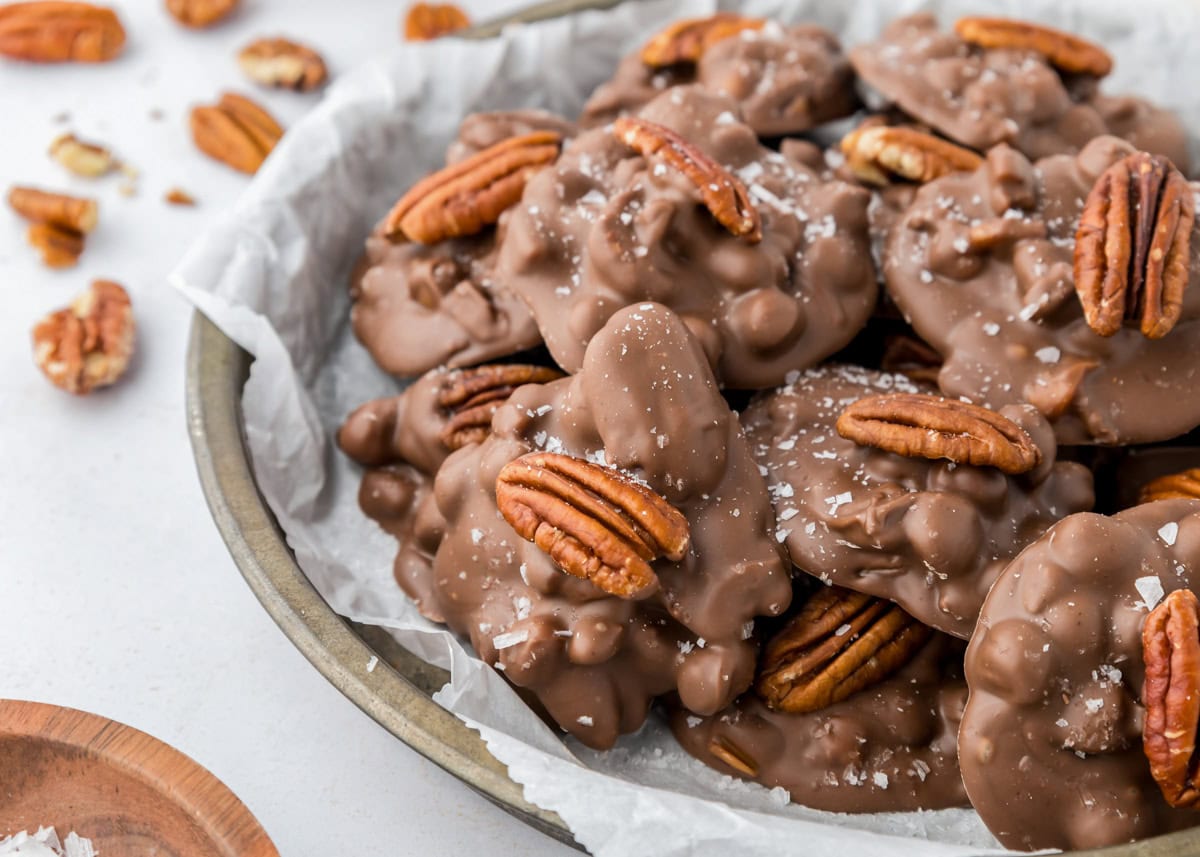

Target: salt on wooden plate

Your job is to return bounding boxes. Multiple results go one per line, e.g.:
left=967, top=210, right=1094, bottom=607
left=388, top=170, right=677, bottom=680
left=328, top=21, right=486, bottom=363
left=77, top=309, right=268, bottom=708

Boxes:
left=0, top=828, right=96, bottom=857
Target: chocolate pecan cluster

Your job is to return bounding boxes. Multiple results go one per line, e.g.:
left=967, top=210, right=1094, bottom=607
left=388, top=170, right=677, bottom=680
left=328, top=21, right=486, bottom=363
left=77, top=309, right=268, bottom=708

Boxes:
left=338, top=11, right=1200, bottom=850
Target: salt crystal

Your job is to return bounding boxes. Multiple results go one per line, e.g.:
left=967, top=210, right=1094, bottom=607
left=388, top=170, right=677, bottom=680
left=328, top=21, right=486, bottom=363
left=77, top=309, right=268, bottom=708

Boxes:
left=1084, top=698, right=1104, bottom=714
left=910, top=760, right=930, bottom=782
left=778, top=507, right=798, bottom=521
left=1158, top=522, right=1180, bottom=546
left=1055, top=718, right=1068, bottom=728
left=982, top=322, right=1000, bottom=336
left=577, top=715, right=594, bottom=726
left=768, top=786, right=791, bottom=807
left=1135, top=575, right=1165, bottom=610
left=366, top=655, right=379, bottom=673
left=741, top=621, right=755, bottom=640
left=493, top=629, right=529, bottom=650
left=834, top=624, right=852, bottom=637
left=872, top=772, right=889, bottom=789
left=0, top=829, right=95, bottom=857
left=686, top=716, right=703, bottom=728
left=470, top=527, right=484, bottom=545
left=1034, top=346, right=1061, bottom=364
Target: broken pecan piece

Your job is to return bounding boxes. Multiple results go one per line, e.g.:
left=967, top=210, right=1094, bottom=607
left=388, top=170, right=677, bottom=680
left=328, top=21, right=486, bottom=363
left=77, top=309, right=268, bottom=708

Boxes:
left=640, top=12, right=765, bottom=68
left=495, top=452, right=690, bottom=599
left=190, top=92, right=284, bottom=174
left=32, top=279, right=134, bottom=394
left=612, top=116, right=761, bottom=243
left=756, top=586, right=932, bottom=713
left=403, top=2, right=469, bottom=41
left=238, top=37, right=327, bottom=91
left=836, top=392, right=1041, bottom=475
left=1141, top=469, right=1200, bottom=504
left=438, top=364, right=565, bottom=450
left=1074, top=151, right=1194, bottom=340
left=383, top=130, right=562, bottom=244
left=1143, top=588, right=1200, bottom=808
left=49, top=132, right=116, bottom=177
left=165, top=0, right=238, bottom=28
left=27, top=222, right=84, bottom=267
left=8, top=185, right=98, bottom=232
left=954, top=16, right=1112, bottom=77
left=839, top=125, right=982, bottom=187
left=0, top=1, right=124, bottom=62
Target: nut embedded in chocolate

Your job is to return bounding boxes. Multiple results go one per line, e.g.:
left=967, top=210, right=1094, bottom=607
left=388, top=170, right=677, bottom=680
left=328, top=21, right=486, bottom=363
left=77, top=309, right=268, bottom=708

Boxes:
left=954, top=16, right=1113, bottom=78
left=1142, top=469, right=1200, bottom=503
left=611, top=115, right=761, bottom=242
left=1143, top=587, right=1200, bottom=808
left=639, top=12, right=765, bottom=68
left=835, top=393, right=1042, bottom=475
left=383, top=130, right=562, bottom=244
left=707, top=736, right=758, bottom=777
left=756, top=586, right=932, bottom=713
left=839, top=125, right=982, bottom=187
left=437, top=364, right=565, bottom=450
left=495, top=452, right=690, bottom=599
left=1074, top=151, right=1194, bottom=339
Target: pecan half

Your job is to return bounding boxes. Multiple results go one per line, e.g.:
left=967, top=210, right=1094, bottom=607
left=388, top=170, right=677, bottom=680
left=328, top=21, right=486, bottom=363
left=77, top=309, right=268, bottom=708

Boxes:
left=954, top=16, right=1112, bottom=77
left=612, top=116, right=761, bottom=243
left=438, top=364, right=565, bottom=450
left=190, top=92, right=283, bottom=174
left=836, top=392, right=1041, bottom=475
left=8, top=186, right=98, bottom=232
left=756, top=586, right=932, bottom=713
left=403, top=2, right=469, bottom=41
left=839, top=125, right=982, bottom=187
left=1074, top=151, right=1194, bottom=339
left=49, top=132, right=115, bottom=177
left=495, top=452, right=690, bottom=599
left=0, top=1, right=124, bottom=62
left=640, top=12, right=765, bottom=68
left=165, top=0, right=238, bottom=28
left=383, top=131, right=562, bottom=244
left=238, top=37, right=327, bottom=91
left=27, top=222, right=84, bottom=267
left=1141, top=469, right=1200, bottom=504
left=707, top=736, right=758, bottom=777
left=32, top=279, right=134, bottom=394
left=1143, top=588, right=1200, bottom=808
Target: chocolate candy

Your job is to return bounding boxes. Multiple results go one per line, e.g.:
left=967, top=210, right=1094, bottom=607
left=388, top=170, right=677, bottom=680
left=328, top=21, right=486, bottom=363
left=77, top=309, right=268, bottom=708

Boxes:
left=886, top=136, right=1200, bottom=445
left=960, top=501, right=1200, bottom=850
left=426, top=303, right=792, bottom=748
left=740, top=366, right=1094, bottom=638
left=671, top=632, right=968, bottom=813
left=850, top=13, right=1189, bottom=167
left=498, top=85, right=877, bottom=389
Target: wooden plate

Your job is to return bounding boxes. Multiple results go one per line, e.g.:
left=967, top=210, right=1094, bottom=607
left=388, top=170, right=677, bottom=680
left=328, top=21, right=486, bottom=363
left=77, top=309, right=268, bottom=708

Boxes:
left=0, top=699, right=278, bottom=857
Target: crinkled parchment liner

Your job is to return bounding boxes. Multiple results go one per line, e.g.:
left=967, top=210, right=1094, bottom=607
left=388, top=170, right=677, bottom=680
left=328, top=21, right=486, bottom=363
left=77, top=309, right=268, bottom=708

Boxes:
left=172, top=1, right=1200, bottom=854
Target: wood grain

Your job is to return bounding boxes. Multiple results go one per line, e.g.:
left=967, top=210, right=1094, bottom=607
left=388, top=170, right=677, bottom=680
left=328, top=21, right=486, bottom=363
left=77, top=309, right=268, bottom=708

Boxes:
left=0, top=699, right=278, bottom=856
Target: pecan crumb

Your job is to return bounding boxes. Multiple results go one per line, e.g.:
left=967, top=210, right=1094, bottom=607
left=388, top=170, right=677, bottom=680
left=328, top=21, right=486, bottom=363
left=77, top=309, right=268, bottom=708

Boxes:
left=49, top=132, right=116, bottom=177
left=165, top=187, right=197, bottom=206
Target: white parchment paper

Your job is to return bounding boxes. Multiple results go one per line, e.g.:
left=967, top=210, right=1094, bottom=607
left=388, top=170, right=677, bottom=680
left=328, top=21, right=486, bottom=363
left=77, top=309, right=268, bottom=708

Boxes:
left=171, top=1, right=1200, bottom=854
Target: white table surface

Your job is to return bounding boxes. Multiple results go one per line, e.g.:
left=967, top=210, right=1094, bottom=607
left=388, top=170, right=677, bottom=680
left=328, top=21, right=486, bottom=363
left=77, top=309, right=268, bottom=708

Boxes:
left=0, top=1, right=578, bottom=854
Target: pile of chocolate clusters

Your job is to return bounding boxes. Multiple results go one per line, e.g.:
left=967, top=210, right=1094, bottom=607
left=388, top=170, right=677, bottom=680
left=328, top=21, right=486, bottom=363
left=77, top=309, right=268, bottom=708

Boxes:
left=336, top=12, right=1200, bottom=851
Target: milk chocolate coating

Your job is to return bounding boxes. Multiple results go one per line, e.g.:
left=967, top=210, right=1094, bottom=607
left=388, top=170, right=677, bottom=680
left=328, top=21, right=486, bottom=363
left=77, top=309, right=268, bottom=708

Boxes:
left=740, top=366, right=1095, bottom=638
left=350, top=110, right=572, bottom=377
left=579, top=22, right=856, bottom=136
left=498, top=85, right=877, bottom=389
left=960, top=501, right=1200, bottom=850
left=670, top=633, right=968, bottom=812
left=427, top=303, right=792, bottom=748
left=850, top=13, right=1190, bottom=167
left=885, top=135, right=1200, bottom=445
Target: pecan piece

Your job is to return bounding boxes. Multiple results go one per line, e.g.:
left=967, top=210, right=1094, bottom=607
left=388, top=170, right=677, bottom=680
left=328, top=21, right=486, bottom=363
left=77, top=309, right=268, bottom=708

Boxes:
left=880, top=334, right=942, bottom=385
left=1143, top=588, right=1200, bottom=808
left=403, top=2, right=469, bottom=41
left=640, top=12, right=765, bottom=68
left=438, top=364, right=565, bottom=450
left=708, top=736, right=758, bottom=778
left=165, top=0, right=238, bottom=28
left=383, top=130, right=562, bottom=244
left=612, top=116, right=761, bottom=243
left=164, top=187, right=196, bottom=206
left=836, top=392, right=1041, bottom=475
left=756, top=586, right=932, bottom=713
left=238, top=37, right=327, bottom=92
left=1074, top=151, right=1194, bottom=339
left=49, top=132, right=115, bottom=177
left=0, top=1, right=124, bottom=62
left=495, top=452, right=690, bottom=599
left=190, top=92, right=284, bottom=174
left=32, top=279, right=134, bottom=394
left=8, top=185, right=98, bottom=232
left=1141, top=469, right=1200, bottom=503
left=954, top=17, right=1112, bottom=77
left=27, top=222, right=84, bottom=267
left=839, top=125, right=982, bottom=187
